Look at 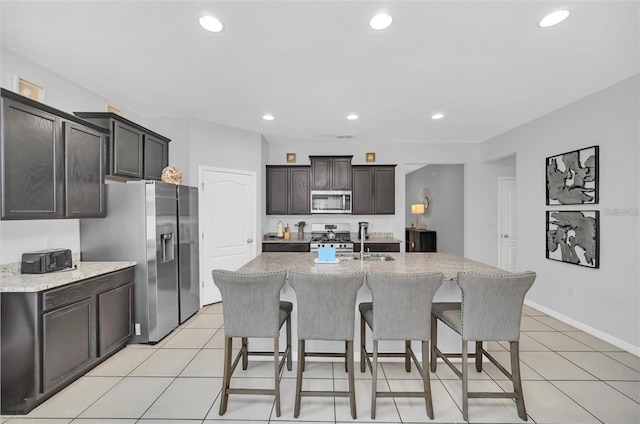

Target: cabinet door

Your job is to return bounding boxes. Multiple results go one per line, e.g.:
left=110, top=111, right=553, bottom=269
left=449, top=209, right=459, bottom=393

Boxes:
left=310, top=158, right=330, bottom=190
left=352, top=167, right=373, bottom=214
left=98, top=282, right=133, bottom=357
left=331, top=158, right=352, bottom=190
left=288, top=167, right=310, bottom=214
left=42, top=298, right=95, bottom=392
left=64, top=121, right=106, bottom=217
left=1, top=98, right=64, bottom=219
left=144, top=134, right=169, bottom=180
left=373, top=167, right=395, bottom=214
left=266, top=167, right=288, bottom=215
left=112, top=121, right=143, bottom=178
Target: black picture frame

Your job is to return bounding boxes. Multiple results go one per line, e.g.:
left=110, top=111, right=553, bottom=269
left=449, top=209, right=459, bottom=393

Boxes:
left=546, top=145, right=599, bottom=205
left=546, top=210, right=600, bottom=268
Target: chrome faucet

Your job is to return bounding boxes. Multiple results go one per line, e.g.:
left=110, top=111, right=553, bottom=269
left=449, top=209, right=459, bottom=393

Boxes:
left=360, top=235, right=365, bottom=261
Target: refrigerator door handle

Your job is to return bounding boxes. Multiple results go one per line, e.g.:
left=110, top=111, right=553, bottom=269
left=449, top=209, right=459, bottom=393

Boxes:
left=161, top=232, right=175, bottom=262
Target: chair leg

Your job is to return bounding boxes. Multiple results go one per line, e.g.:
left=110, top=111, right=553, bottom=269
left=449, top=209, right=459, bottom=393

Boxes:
left=286, top=313, right=292, bottom=371
left=345, top=340, right=349, bottom=373
left=347, top=340, right=357, bottom=419
left=422, top=340, right=434, bottom=419
left=462, top=340, right=469, bottom=422
left=430, top=314, right=438, bottom=372
left=371, top=340, right=378, bottom=419
left=475, top=341, right=483, bottom=372
left=510, top=341, right=528, bottom=421
left=405, top=340, right=411, bottom=372
left=241, top=337, right=249, bottom=370
left=301, top=339, right=306, bottom=372
left=294, top=339, right=304, bottom=418
left=219, top=337, right=233, bottom=415
left=360, top=314, right=366, bottom=373
left=274, top=337, right=281, bottom=417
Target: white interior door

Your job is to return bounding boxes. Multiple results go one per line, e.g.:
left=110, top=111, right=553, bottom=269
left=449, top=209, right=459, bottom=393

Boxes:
left=499, top=177, right=517, bottom=271
left=199, top=167, right=257, bottom=305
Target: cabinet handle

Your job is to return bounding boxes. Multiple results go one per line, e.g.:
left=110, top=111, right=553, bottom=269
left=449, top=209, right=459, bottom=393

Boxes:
left=502, top=234, right=510, bottom=238
left=247, top=238, right=254, bottom=243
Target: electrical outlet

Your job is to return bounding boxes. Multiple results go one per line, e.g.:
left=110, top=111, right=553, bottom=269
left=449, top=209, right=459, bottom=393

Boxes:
left=135, top=323, right=141, bottom=335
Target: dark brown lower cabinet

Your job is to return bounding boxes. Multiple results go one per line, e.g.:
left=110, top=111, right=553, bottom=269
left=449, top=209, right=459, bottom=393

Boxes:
left=353, top=243, right=400, bottom=253
left=1, top=267, right=134, bottom=415
left=42, top=297, right=96, bottom=392
left=262, top=243, right=310, bottom=252
left=406, top=228, right=437, bottom=252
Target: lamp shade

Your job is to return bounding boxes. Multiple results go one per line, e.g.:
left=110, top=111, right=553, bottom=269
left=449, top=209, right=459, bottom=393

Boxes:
left=411, top=203, right=425, bottom=214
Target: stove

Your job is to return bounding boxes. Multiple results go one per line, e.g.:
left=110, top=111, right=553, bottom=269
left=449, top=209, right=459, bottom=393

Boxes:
left=309, top=223, right=354, bottom=252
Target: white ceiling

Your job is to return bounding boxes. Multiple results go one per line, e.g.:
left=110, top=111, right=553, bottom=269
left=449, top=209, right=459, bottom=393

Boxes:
left=1, top=1, right=638, bottom=146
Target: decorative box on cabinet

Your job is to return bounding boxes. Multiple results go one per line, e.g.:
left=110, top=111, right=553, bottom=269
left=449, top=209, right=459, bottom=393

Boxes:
left=0, top=267, right=134, bottom=414
left=352, top=165, right=396, bottom=215
left=0, top=89, right=107, bottom=220
left=266, top=165, right=310, bottom=215
left=309, top=155, right=353, bottom=190
left=74, top=112, right=169, bottom=180
left=406, top=228, right=437, bottom=252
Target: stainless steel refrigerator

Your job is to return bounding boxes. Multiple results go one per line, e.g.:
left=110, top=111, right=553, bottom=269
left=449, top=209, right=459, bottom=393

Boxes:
left=80, top=181, right=199, bottom=343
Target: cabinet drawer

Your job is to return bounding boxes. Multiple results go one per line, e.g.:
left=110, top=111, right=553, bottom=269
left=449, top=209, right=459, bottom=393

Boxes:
left=43, top=268, right=134, bottom=312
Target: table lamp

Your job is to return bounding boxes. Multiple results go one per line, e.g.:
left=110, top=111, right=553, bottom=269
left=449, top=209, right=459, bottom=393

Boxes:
left=411, top=203, right=425, bottom=228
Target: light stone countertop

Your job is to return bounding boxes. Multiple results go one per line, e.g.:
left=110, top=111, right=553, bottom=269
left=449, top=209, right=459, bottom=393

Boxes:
left=0, top=261, right=136, bottom=293
left=238, top=252, right=509, bottom=280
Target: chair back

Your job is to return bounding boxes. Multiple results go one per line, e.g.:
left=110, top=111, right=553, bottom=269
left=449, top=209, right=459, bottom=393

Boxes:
left=288, top=271, right=365, bottom=341
left=211, top=269, right=287, bottom=338
left=457, top=271, right=536, bottom=342
left=366, top=272, right=443, bottom=341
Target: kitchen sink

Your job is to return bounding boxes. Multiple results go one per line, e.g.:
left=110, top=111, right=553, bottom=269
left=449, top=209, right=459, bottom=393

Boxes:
left=334, top=253, right=395, bottom=261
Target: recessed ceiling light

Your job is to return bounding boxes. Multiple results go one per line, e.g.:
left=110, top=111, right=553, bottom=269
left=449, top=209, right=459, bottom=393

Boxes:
left=539, top=10, right=570, bottom=28
left=369, top=13, right=393, bottom=30
left=199, top=15, right=223, bottom=33
left=347, top=114, right=358, bottom=120
left=262, top=114, right=274, bottom=121
left=431, top=113, right=444, bottom=120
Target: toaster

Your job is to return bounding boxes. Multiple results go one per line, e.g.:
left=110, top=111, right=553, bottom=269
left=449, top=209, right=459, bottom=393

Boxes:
left=21, top=249, right=73, bottom=274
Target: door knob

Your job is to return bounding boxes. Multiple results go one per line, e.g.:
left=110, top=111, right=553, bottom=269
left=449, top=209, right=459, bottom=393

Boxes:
left=247, top=238, right=253, bottom=243
left=502, top=234, right=510, bottom=238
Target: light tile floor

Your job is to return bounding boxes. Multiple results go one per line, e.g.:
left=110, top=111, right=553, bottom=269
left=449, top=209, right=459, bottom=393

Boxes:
left=2, top=303, right=639, bottom=423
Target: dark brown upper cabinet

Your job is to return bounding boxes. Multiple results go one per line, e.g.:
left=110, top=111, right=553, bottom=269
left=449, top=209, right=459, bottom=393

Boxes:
left=310, top=156, right=352, bottom=190
left=74, top=112, right=169, bottom=180
left=351, top=165, right=396, bottom=215
left=266, top=166, right=310, bottom=215
left=1, top=89, right=107, bottom=220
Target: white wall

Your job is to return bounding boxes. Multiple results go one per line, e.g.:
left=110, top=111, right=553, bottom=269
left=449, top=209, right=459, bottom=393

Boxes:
left=482, top=75, right=640, bottom=352
left=465, top=155, right=516, bottom=267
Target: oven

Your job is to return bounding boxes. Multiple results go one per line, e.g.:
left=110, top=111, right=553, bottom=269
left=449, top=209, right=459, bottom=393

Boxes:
left=309, top=223, right=354, bottom=252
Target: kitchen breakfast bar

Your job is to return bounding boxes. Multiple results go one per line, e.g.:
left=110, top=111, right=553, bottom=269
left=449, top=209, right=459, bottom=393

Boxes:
left=235, top=252, right=511, bottom=357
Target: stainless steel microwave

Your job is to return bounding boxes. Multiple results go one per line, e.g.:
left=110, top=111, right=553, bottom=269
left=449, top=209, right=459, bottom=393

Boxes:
left=310, top=190, right=352, bottom=214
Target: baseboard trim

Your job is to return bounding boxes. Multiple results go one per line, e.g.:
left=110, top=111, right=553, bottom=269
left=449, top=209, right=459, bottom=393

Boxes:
left=524, top=299, right=640, bottom=357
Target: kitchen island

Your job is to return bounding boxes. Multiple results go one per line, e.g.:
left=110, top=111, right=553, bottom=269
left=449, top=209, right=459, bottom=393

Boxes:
left=1, top=261, right=135, bottom=414
left=235, top=252, right=509, bottom=360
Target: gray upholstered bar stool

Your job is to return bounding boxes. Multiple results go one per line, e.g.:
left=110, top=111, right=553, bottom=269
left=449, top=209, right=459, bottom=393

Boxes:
left=287, top=271, right=365, bottom=419
left=430, top=271, right=536, bottom=421
left=359, top=272, right=443, bottom=419
left=211, top=269, right=292, bottom=417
